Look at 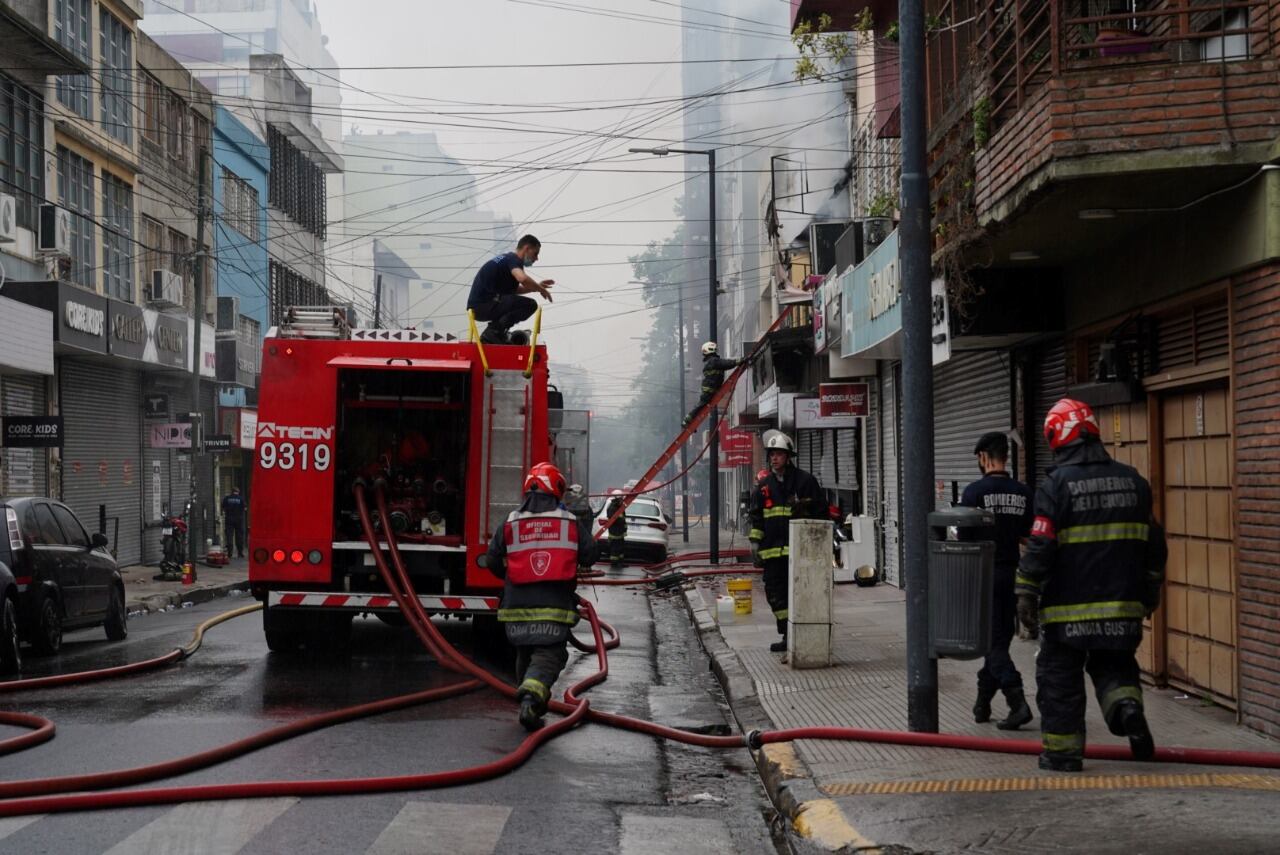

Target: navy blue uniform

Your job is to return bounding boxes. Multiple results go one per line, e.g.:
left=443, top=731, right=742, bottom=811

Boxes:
left=221, top=492, right=247, bottom=557
left=467, top=252, right=536, bottom=333
left=960, top=472, right=1033, bottom=695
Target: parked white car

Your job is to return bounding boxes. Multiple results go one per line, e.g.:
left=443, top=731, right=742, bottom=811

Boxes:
left=594, top=496, right=669, bottom=563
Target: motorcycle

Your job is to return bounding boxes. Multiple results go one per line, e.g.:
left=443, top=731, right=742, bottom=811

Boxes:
left=154, top=500, right=191, bottom=581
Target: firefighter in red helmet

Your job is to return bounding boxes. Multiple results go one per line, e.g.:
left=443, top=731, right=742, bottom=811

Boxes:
left=486, top=462, right=597, bottom=730
left=1016, top=399, right=1167, bottom=772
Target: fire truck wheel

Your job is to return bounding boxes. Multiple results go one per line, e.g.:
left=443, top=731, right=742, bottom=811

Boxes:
left=263, top=608, right=302, bottom=653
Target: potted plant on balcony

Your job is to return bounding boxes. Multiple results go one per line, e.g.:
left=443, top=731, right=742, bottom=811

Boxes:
left=863, top=191, right=897, bottom=246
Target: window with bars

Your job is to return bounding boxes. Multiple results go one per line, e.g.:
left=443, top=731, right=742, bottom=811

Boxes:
left=100, top=10, right=133, bottom=144
left=0, top=76, right=44, bottom=230
left=267, top=125, right=326, bottom=239
left=268, top=260, right=329, bottom=325
left=102, top=173, right=134, bottom=301
left=222, top=167, right=261, bottom=242
left=54, top=0, right=92, bottom=119
left=57, top=146, right=95, bottom=288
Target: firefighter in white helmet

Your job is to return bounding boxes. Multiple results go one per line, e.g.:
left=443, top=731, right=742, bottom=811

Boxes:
left=683, top=342, right=746, bottom=428
left=603, top=489, right=628, bottom=568
left=749, top=431, right=826, bottom=653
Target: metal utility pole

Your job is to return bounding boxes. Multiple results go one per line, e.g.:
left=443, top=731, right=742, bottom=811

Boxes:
left=374, top=273, right=383, bottom=328
left=627, top=144, right=719, bottom=559
left=899, top=0, right=939, bottom=732
left=189, top=146, right=210, bottom=567
left=676, top=286, right=690, bottom=542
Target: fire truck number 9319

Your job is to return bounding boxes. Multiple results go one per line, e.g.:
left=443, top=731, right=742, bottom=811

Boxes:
left=255, top=423, right=335, bottom=471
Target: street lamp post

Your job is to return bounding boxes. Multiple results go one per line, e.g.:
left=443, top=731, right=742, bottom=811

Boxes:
left=629, top=145, right=719, bottom=561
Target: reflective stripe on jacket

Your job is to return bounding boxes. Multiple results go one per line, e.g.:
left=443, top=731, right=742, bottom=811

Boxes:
left=503, top=508, right=579, bottom=585
left=487, top=490, right=597, bottom=626
left=748, top=464, right=825, bottom=558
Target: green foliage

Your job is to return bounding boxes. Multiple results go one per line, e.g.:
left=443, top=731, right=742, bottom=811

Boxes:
left=792, top=12, right=856, bottom=83
left=866, top=191, right=897, bottom=218
left=972, top=96, right=992, bottom=150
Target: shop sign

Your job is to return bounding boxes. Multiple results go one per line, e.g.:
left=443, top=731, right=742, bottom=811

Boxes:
left=718, top=424, right=753, bottom=469
left=143, top=393, right=169, bottom=420
left=216, top=337, right=255, bottom=387
left=59, top=287, right=108, bottom=355
left=238, top=410, right=258, bottom=450
left=795, top=397, right=859, bottom=430
left=2, top=416, right=63, bottom=448
left=842, top=229, right=903, bottom=360
left=819, top=382, right=869, bottom=417
left=187, top=319, right=217, bottom=378
left=931, top=277, right=951, bottom=366
left=149, top=422, right=193, bottom=449
left=757, top=384, right=779, bottom=418
left=204, top=434, right=233, bottom=453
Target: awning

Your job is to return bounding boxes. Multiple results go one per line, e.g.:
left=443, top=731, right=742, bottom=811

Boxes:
left=326, top=356, right=471, bottom=372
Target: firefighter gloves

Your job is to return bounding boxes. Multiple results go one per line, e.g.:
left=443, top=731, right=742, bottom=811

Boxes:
left=1016, top=593, right=1040, bottom=639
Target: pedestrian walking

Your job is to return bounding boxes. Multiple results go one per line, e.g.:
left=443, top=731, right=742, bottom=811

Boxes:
left=1016, top=399, right=1167, bottom=772
left=485, top=462, right=597, bottom=730
left=221, top=487, right=247, bottom=558
left=960, top=432, right=1034, bottom=730
left=748, top=431, right=826, bottom=652
left=683, top=342, right=745, bottom=427
left=466, top=235, right=554, bottom=345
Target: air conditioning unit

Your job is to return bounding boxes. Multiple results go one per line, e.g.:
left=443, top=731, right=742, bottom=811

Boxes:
left=217, top=296, right=241, bottom=331
left=38, top=204, right=71, bottom=256
left=0, top=194, right=16, bottom=244
left=149, top=269, right=185, bottom=309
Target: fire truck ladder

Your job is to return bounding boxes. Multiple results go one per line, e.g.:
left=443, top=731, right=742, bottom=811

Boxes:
left=595, top=306, right=795, bottom=539
left=277, top=306, right=352, bottom=340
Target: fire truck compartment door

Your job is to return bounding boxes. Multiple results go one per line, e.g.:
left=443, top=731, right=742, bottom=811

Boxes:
left=326, top=357, right=472, bottom=372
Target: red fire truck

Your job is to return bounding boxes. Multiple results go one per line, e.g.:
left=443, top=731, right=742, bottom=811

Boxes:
left=247, top=307, right=556, bottom=651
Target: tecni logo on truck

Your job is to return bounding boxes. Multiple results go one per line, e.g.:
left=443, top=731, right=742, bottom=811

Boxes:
left=257, top=422, right=334, bottom=471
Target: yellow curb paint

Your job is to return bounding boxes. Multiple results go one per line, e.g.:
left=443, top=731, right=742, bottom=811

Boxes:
left=762, top=743, right=804, bottom=779
left=793, top=799, right=880, bottom=853
left=821, top=772, right=1280, bottom=797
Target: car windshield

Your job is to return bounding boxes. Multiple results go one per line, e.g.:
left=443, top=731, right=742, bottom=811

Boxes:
left=627, top=501, right=662, bottom=519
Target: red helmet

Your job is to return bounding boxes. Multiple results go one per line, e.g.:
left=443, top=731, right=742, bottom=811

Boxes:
left=523, top=462, right=567, bottom=499
left=1044, top=398, right=1100, bottom=451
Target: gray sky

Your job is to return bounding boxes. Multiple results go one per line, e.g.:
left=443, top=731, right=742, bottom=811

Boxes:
left=311, top=0, right=801, bottom=414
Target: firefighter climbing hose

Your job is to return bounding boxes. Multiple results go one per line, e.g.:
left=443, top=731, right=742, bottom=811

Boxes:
left=1, top=483, right=1279, bottom=820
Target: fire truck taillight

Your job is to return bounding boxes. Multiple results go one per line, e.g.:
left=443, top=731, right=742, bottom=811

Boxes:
left=272, top=549, right=286, bottom=563
left=290, top=550, right=304, bottom=564
left=253, top=548, right=268, bottom=563
left=307, top=550, right=323, bottom=565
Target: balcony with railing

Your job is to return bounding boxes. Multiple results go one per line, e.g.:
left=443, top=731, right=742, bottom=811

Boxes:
left=966, top=1, right=1279, bottom=221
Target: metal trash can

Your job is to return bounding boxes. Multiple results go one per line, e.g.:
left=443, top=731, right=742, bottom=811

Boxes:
left=927, top=506, right=995, bottom=660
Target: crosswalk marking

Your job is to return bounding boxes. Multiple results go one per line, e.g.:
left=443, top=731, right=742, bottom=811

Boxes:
left=619, top=813, right=735, bottom=855
left=365, top=802, right=513, bottom=855
left=0, top=816, right=42, bottom=841
left=101, top=798, right=298, bottom=855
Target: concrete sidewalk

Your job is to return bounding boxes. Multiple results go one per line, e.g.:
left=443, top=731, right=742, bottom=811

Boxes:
left=118, top=555, right=250, bottom=616
left=685, top=572, right=1280, bottom=853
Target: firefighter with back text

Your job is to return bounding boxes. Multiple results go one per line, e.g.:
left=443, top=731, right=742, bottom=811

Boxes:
left=749, top=431, right=826, bottom=653
left=486, top=462, right=597, bottom=730
left=1016, top=398, right=1167, bottom=772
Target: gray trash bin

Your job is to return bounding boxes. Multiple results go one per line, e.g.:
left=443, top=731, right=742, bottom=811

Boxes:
left=927, top=506, right=995, bottom=660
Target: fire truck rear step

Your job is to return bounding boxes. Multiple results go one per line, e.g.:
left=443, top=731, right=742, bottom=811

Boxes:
left=268, top=591, right=499, bottom=614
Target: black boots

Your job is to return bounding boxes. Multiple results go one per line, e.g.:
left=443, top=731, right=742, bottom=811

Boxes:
left=770, top=619, right=787, bottom=653
left=1038, top=753, right=1083, bottom=773
left=1116, top=699, right=1155, bottom=760
left=973, top=686, right=997, bottom=723
left=517, top=692, right=544, bottom=732
left=996, top=688, right=1034, bottom=731
left=480, top=324, right=510, bottom=345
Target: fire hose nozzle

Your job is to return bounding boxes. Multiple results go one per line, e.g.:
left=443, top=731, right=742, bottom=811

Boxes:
left=745, top=730, right=763, bottom=750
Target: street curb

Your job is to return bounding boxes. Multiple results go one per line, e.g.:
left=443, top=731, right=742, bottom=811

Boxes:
left=127, top=581, right=250, bottom=616
left=682, top=585, right=882, bottom=855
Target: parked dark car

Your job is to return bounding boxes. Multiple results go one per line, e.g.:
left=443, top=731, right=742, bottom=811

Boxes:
left=0, top=496, right=127, bottom=671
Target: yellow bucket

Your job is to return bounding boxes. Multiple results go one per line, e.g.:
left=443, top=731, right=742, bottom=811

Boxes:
left=726, top=578, right=753, bottom=616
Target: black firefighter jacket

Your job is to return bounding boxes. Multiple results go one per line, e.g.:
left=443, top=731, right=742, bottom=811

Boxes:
left=699, top=354, right=741, bottom=397
left=1015, top=438, right=1167, bottom=649
left=748, top=464, right=826, bottom=561
left=487, top=491, right=597, bottom=627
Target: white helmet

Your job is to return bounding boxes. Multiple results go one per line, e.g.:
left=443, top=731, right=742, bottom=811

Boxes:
left=764, top=432, right=795, bottom=454
left=701, top=342, right=718, bottom=356
left=567, top=484, right=584, bottom=497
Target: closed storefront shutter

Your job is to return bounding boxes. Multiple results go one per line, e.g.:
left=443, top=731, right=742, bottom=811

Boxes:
left=60, top=360, right=143, bottom=565
left=863, top=382, right=878, bottom=516
left=833, top=426, right=859, bottom=491
left=797, top=429, right=818, bottom=476
left=1, top=374, right=49, bottom=497
left=1033, top=340, right=1067, bottom=488
left=880, top=362, right=901, bottom=586
left=933, top=351, right=1013, bottom=508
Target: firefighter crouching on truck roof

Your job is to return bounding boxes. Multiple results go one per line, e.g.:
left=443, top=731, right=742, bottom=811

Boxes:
left=1016, top=398, right=1167, bottom=772
left=486, top=462, right=598, bottom=730
left=604, top=489, right=628, bottom=568
left=749, top=431, right=826, bottom=654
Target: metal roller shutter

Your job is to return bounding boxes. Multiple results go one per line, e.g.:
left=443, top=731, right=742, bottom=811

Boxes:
left=863, top=381, right=878, bottom=516
left=880, top=362, right=901, bottom=586
left=1033, top=340, right=1067, bottom=488
left=833, top=426, right=859, bottom=491
left=60, top=360, right=143, bottom=565
left=2, top=374, right=49, bottom=497
left=933, top=351, right=1013, bottom=509
left=797, top=429, right=817, bottom=477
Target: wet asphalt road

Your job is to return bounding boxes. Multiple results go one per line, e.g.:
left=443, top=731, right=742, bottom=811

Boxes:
left=0, top=586, right=784, bottom=854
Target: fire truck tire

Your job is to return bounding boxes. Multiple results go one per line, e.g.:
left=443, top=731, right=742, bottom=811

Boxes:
left=375, top=612, right=409, bottom=628
left=263, top=609, right=302, bottom=653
